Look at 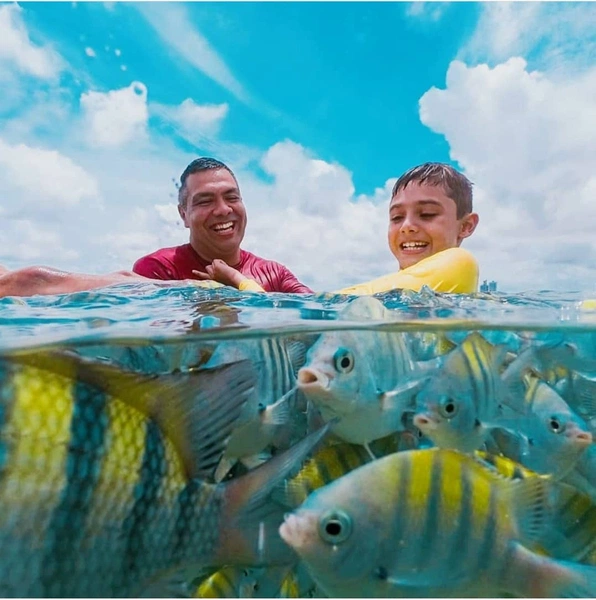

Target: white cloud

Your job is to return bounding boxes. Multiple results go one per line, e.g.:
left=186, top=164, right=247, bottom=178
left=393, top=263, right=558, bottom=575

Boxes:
left=405, top=2, right=450, bottom=23
left=153, top=98, right=229, bottom=140
left=241, top=141, right=395, bottom=291
left=418, top=58, right=596, bottom=292
left=136, top=3, right=251, bottom=105
left=0, top=137, right=100, bottom=209
left=85, top=47, right=96, bottom=58
left=0, top=3, right=63, bottom=79
left=460, top=3, right=596, bottom=73
left=80, top=82, right=149, bottom=147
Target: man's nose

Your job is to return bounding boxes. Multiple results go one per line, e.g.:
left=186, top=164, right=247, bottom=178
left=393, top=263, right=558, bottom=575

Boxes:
left=212, top=198, right=232, bottom=216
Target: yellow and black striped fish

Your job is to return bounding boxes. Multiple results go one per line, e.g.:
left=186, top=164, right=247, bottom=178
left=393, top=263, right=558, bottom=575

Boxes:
left=0, top=349, right=328, bottom=597
left=281, top=448, right=596, bottom=598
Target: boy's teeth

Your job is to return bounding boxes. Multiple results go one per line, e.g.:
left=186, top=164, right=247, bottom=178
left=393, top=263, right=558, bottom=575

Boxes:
left=402, top=242, right=427, bottom=249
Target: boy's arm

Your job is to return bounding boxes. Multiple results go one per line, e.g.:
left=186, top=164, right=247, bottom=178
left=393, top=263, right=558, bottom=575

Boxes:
left=336, top=248, right=479, bottom=295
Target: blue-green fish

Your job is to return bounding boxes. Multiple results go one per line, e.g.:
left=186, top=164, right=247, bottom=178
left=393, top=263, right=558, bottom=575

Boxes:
left=279, top=448, right=596, bottom=598
left=0, top=349, right=328, bottom=597
left=413, top=332, right=532, bottom=452
left=490, top=373, right=592, bottom=479
left=297, top=297, right=427, bottom=445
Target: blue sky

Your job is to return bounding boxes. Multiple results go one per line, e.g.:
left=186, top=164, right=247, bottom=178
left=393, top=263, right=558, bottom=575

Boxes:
left=1, top=1, right=595, bottom=293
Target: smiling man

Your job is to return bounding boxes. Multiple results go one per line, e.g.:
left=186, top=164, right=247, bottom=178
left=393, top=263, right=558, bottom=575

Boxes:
left=132, top=157, right=313, bottom=293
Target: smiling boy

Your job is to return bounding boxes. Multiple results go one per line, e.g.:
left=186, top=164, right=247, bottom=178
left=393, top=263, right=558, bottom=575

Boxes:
left=336, top=162, right=479, bottom=295
left=219, top=162, right=480, bottom=295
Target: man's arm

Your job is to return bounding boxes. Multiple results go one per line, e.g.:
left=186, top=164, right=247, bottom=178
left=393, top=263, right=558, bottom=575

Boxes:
left=275, top=266, right=313, bottom=294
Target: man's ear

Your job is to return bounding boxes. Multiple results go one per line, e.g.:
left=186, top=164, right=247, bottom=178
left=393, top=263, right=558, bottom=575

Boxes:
left=459, top=212, right=479, bottom=240
left=178, top=203, right=190, bottom=229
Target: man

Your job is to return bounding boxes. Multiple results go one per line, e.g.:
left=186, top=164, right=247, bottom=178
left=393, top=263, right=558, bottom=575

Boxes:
left=0, top=158, right=312, bottom=297
left=133, top=157, right=312, bottom=293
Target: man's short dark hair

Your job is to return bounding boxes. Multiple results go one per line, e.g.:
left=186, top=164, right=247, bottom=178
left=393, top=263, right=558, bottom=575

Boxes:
left=178, top=157, right=238, bottom=206
left=391, top=162, right=473, bottom=218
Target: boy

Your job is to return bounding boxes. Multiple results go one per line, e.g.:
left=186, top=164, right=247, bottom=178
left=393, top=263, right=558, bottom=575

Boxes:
left=203, top=162, right=480, bottom=295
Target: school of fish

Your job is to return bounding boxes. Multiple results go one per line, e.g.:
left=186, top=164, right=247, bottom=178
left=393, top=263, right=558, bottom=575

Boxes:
left=2, top=295, right=596, bottom=597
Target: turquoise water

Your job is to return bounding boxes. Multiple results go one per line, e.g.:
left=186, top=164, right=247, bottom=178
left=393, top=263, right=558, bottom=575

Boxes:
left=1, top=282, right=595, bottom=352
left=2, top=284, right=596, bottom=596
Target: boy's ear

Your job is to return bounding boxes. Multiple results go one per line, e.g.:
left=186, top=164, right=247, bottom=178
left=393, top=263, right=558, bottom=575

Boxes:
left=459, top=212, right=479, bottom=240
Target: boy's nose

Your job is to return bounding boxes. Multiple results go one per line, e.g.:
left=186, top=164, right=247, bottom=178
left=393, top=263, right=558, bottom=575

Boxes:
left=400, top=217, right=418, bottom=232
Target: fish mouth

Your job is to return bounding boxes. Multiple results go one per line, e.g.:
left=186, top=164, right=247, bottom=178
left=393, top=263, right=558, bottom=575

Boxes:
left=413, top=412, right=438, bottom=432
left=568, top=426, right=593, bottom=447
left=297, top=367, right=330, bottom=390
left=279, top=512, right=313, bottom=551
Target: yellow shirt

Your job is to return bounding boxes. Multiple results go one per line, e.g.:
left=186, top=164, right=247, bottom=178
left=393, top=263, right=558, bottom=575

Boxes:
left=336, top=247, right=479, bottom=295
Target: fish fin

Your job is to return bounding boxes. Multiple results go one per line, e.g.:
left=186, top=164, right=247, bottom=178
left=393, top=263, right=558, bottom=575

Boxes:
left=504, top=476, right=554, bottom=543
left=500, top=348, right=539, bottom=414
left=261, top=392, right=293, bottom=426
left=11, top=350, right=255, bottom=481
left=572, top=375, right=596, bottom=420
left=218, top=424, right=331, bottom=565
left=507, top=542, right=596, bottom=598
left=286, top=341, right=307, bottom=373
left=380, top=376, right=428, bottom=413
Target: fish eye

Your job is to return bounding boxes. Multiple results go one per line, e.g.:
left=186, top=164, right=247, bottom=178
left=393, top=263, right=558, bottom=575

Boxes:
left=439, top=397, right=458, bottom=419
left=318, top=510, right=352, bottom=544
left=333, top=348, right=355, bottom=374
left=549, top=416, right=566, bottom=434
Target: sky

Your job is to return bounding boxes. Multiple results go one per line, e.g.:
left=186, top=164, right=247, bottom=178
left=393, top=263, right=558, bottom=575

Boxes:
left=0, top=1, right=595, bottom=294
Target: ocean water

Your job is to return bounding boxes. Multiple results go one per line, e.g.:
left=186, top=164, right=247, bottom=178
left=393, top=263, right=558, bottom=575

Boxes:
left=1, top=281, right=595, bottom=353
left=2, top=283, right=596, bottom=597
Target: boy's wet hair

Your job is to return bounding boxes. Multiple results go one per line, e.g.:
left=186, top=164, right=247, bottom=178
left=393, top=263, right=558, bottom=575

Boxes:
left=178, top=157, right=238, bottom=206
left=392, top=162, right=473, bottom=219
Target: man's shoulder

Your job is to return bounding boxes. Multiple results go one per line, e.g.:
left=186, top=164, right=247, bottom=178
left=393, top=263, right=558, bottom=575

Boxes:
left=137, top=244, right=192, bottom=262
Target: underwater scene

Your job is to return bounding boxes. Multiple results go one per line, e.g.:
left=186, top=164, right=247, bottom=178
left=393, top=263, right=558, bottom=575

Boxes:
left=1, top=283, right=596, bottom=597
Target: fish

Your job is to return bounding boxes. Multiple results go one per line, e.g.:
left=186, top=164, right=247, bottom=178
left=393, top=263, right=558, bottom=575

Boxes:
left=192, top=567, right=258, bottom=598
left=489, top=372, right=592, bottom=479
left=279, top=447, right=596, bottom=598
left=297, top=297, right=427, bottom=446
left=0, top=349, right=329, bottom=597
left=413, top=332, right=533, bottom=453
left=204, top=336, right=308, bottom=477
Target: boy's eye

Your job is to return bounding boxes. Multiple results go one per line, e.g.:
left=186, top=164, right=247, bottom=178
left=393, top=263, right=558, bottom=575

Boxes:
left=390, top=215, right=403, bottom=222
left=420, top=213, right=438, bottom=219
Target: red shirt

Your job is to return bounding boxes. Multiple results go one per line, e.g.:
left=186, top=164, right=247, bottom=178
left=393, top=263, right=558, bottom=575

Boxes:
left=132, top=244, right=313, bottom=294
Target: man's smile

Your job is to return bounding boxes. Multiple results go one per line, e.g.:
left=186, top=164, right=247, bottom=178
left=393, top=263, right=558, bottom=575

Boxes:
left=211, top=221, right=235, bottom=234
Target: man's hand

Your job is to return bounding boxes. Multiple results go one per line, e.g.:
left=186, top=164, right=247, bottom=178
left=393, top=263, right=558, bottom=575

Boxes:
left=192, top=259, right=247, bottom=289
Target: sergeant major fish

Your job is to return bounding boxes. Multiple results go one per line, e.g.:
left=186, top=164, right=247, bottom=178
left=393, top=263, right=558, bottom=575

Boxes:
left=0, top=349, right=327, bottom=597
left=413, top=331, right=533, bottom=453
left=489, top=373, right=592, bottom=479
left=297, top=297, right=427, bottom=446
left=280, top=448, right=596, bottom=598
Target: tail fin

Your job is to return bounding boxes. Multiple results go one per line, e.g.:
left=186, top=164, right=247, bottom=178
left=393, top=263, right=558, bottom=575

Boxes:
left=215, top=424, right=331, bottom=566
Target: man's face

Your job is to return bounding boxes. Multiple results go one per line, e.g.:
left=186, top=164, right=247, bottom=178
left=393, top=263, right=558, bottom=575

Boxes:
left=178, top=168, right=247, bottom=263
left=388, top=182, right=478, bottom=269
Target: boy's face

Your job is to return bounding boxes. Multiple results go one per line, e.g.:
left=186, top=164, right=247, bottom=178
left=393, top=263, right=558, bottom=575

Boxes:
left=388, top=182, right=478, bottom=270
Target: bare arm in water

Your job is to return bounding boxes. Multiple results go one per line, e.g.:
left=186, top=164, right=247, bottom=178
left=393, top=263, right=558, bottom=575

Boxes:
left=0, top=266, right=149, bottom=298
